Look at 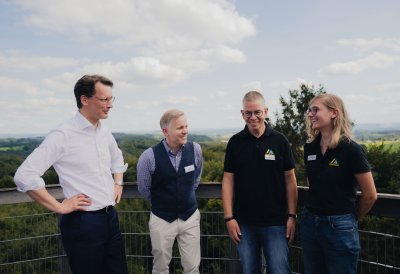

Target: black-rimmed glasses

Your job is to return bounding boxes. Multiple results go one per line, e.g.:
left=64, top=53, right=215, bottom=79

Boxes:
left=307, top=106, right=319, bottom=116
left=242, top=110, right=264, bottom=119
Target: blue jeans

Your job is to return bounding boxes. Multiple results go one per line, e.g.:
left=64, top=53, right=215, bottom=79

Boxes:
left=236, top=224, right=291, bottom=274
left=300, top=207, right=360, bottom=274
left=60, top=207, right=128, bottom=274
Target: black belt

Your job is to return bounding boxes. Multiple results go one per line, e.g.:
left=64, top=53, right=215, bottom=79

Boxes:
left=75, top=205, right=114, bottom=214
left=96, top=205, right=114, bottom=213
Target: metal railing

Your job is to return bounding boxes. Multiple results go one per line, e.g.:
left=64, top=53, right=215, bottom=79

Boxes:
left=1, top=184, right=399, bottom=274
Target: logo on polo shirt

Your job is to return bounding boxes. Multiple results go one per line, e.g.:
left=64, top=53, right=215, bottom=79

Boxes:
left=329, top=158, right=339, bottom=167
left=265, top=149, right=275, bottom=160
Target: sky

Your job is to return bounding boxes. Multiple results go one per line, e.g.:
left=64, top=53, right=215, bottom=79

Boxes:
left=1, top=0, right=399, bottom=135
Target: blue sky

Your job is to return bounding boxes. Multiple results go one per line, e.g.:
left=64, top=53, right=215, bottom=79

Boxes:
left=1, top=0, right=399, bottom=135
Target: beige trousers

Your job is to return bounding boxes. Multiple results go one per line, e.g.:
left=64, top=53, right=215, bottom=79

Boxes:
left=149, top=209, right=201, bottom=274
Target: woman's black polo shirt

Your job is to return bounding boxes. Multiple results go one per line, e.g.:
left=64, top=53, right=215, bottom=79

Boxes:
left=304, top=136, right=371, bottom=215
left=224, top=124, right=295, bottom=226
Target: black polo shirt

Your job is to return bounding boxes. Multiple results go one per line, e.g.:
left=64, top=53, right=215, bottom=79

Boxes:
left=224, top=123, right=295, bottom=226
left=304, top=135, right=371, bottom=215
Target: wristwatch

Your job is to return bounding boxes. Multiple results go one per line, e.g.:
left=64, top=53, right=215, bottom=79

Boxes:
left=115, top=180, right=124, bottom=186
left=288, top=213, right=297, bottom=219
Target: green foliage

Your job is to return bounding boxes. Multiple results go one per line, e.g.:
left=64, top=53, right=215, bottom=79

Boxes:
left=0, top=202, right=60, bottom=273
left=0, top=175, right=14, bottom=188
left=366, top=142, right=400, bottom=194
left=272, top=83, right=326, bottom=184
left=200, top=142, right=226, bottom=182
left=273, top=84, right=326, bottom=160
left=0, top=155, right=24, bottom=188
left=0, top=117, right=399, bottom=194
left=202, top=160, right=224, bottom=182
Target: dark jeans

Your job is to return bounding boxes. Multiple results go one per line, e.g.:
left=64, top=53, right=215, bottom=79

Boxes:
left=300, top=207, right=360, bottom=274
left=236, top=224, right=291, bottom=274
left=60, top=207, right=128, bottom=274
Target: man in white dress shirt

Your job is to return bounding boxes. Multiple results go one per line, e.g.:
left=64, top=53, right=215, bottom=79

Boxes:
left=14, top=74, right=128, bottom=274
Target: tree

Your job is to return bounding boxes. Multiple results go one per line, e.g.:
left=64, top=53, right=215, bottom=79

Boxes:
left=272, top=83, right=326, bottom=184
left=366, top=142, right=400, bottom=194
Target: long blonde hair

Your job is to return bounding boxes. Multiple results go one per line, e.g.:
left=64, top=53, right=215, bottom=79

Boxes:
left=305, top=93, right=353, bottom=148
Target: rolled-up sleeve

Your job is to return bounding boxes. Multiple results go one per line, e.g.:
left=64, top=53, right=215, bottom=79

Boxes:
left=109, top=134, right=128, bottom=173
left=14, top=130, right=66, bottom=192
left=136, top=148, right=155, bottom=201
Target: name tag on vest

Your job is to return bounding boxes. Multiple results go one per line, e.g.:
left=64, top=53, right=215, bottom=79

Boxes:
left=184, top=164, right=195, bottom=173
left=307, top=155, right=317, bottom=161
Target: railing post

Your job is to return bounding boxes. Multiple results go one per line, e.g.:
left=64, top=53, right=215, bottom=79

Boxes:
left=228, top=240, right=242, bottom=274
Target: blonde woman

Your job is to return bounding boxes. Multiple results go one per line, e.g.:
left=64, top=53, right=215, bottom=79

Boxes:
left=301, top=94, right=377, bottom=274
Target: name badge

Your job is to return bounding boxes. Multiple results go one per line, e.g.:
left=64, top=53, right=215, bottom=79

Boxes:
left=265, top=155, right=275, bottom=161
left=184, top=164, right=195, bottom=173
left=307, top=155, right=317, bottom=161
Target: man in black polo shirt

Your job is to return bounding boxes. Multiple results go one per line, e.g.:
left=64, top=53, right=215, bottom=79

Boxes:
left=222, top=91, right=298, bottom=274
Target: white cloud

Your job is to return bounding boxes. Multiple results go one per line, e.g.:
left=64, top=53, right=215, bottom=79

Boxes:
left=268, top=81, right=293, bottom=89
left=13, top=0, right=255, bottom=46
left=165, top=95, right=199, bottom=106
left=25, top=97, right=71, bottom=107
left=8, top=0, right=255, bottom=86
left=375, top=82, right=400, bottom=92
left=1, top=76, right=54, bottom=96
left=0, top=51, right=83, bottom=73
left=199, top=45, right=246, bottom=64
left=124, top=100, right=161, bottom=110
left=210, top=90, right=227, bottom=99
left=267, top=79, right=313, bottom=90
left=325, top=52, right=400, bottom=74
left=24, top=87, right=54, bottom=96
left=2, top=76, right=31, bottom=91
left=242, top=81, right=262, bottom=91
left=343, top=93, right=400, bottom=123
left=81, top=57, right=185, bottom=86
left=337, top=38, right=400, bottom=52
left=42, top=72, right=79, bottom=93
left=0, top=97, right=75, bottom=134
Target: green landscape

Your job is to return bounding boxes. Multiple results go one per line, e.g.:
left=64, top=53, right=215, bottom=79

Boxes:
left=1, top=85, right=399, bottom=273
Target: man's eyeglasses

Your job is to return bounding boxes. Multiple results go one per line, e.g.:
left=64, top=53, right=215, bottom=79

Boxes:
left=242, top=110, right=264, bottom=119
left=94, top=96, right=115, bottom=104
left=307, top=106, right=320, bottom=116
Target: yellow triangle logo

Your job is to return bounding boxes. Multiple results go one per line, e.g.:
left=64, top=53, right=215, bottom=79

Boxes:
left=329, top=158, right=339, bottom=167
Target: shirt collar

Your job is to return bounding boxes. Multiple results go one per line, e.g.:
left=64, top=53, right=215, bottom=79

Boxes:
left=240, top=121, right=272, bottom=138
left=162, top=138, right=185, bottom=155
left=311, top=134, right=348, bottom=149
left=74, top=111, right=101, bottom=130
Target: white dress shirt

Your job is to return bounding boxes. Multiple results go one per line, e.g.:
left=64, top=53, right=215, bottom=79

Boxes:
left=14, top=112, right=128, bottom=210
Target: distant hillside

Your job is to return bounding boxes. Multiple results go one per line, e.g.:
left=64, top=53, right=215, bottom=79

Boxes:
left=353, top=123, right=400, bottom=141
left=353, top=123, right=400, bottom=132
left=1, top=123, right=398, bottom=140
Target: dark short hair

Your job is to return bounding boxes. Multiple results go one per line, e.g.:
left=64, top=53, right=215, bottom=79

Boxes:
left=74, top=75, right=113, bottom=108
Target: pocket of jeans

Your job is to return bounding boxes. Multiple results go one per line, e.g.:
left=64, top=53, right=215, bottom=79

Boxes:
left=329, top=214, right=356, bottom=232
